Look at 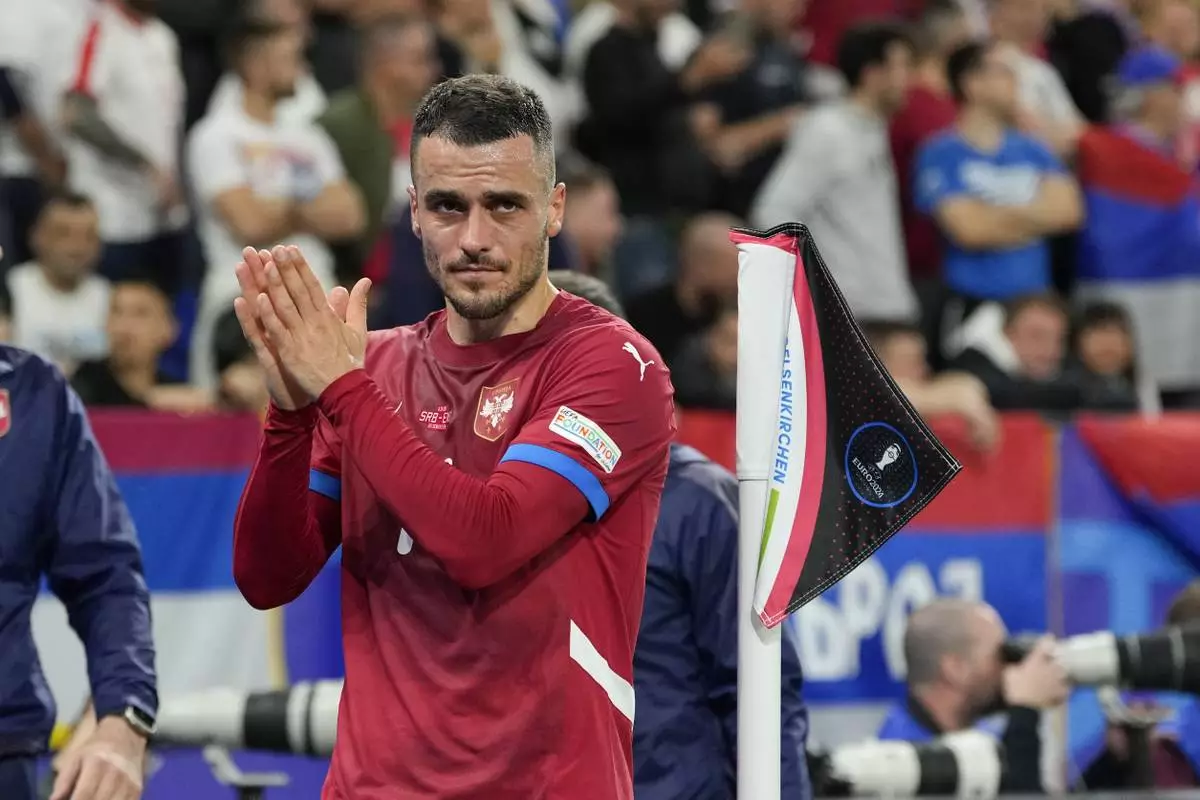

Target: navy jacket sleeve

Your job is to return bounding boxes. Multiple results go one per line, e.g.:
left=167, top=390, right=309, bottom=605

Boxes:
left=682, top=472, right=811, bottom=798
left=0, top=67, right=24, bottom=121
left=44, top=377, right=157, bottom=721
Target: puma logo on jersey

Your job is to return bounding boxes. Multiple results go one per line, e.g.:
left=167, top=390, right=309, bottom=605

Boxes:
left=622, top=342, right=654, bottom=382
left=398, top=458, right=453, bottom=556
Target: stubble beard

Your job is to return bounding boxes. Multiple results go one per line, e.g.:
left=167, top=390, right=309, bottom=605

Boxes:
left=424, top=237, right=548, bottom=321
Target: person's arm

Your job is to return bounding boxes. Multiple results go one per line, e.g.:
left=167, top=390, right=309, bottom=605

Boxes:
left=233, top=405, right=343, bottom=609
left=998, top=707, right=1044, bottom=793
left=705, top=104, right=805, bottom=172
left=1027, top=164, right=1083, bottom=236
left=315, top=330, right=676, bottom=591
left=292, top=127, right=366, bottom=242
left=60, top=19, right=152, bottom=170
left=43, top=375, right=156, bottom=726
left=750, top=113, right=833, bottom=229
left=187, top=124, right=294, bottom=247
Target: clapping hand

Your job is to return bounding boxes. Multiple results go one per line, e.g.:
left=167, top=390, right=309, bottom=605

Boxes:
left=232, top=245, right=371, bottom=406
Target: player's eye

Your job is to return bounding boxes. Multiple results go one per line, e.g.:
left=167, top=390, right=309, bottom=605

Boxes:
left=430, top=200, right=463, bottom=214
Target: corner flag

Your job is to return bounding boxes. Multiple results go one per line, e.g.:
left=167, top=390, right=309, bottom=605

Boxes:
left=733, top=223, right=961, bottom=628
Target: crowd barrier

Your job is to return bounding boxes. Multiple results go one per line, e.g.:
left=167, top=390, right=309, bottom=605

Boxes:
left=26, top=409, right=1200, bottom=798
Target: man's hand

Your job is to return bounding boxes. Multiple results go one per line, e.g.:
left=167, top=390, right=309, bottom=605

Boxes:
left=146, top=166, right=181, bottom=211
left=233, top=246, right=346, bottom=411
left=1002, top=636, right=1070, bottom=710
left=252, top=245, right=371, bottom=401
left=938, top=373, right=1000, bottom=453
left=50, top=715, right=146, bottom=800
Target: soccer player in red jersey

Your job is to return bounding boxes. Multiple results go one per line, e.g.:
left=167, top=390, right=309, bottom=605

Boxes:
left=230, top=74, right=676, bottom=799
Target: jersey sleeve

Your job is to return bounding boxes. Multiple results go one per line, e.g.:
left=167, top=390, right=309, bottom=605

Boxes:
left=308, top=414, right=343, bottom=501
left=499, top=329, right=676, bottom=520
left=68, top=15, right=114, bottom=100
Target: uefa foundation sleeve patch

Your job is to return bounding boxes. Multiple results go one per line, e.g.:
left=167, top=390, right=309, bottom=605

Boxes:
left=549, top=406, right=622, bottom=474
left=730, top=223, right=962, bottom=627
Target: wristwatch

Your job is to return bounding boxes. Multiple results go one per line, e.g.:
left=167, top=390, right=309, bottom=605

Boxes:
left=118, top=705, right=157, bottom=739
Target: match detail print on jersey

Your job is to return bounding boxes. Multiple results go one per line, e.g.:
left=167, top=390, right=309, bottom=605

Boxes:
left=731, top=223, right=961, bottom=628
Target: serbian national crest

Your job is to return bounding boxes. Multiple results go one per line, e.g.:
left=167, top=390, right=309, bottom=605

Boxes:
left=0, top=389, right=9, bottom=438
left=474, top=379, right=520, bottom=441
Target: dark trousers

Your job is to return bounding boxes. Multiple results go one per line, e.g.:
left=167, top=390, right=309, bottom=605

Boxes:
left=0, top=755, right=38, bottom=800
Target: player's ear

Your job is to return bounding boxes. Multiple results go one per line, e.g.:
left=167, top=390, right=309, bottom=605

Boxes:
left=408, top=185, right=420, bottom=238
left=547, top=182, right=566, bottom=238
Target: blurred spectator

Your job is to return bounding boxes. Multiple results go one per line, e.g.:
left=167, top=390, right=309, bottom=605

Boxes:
left=1065, top=301, right=1160, bottom=414
left=890, top=0, right=970, bottom=332
left=558, top=157, right=624, bottom=281
left=877, top=598, right=1068, bottom=793
left=688, top=0, right=809, bottom=218
left=949, top=292, right=1098, bottom=412
left=626, top=211, right=739, bottom=365
left=563, top=0, right=701, bottom=106
left=5, top=193, right=109, bottom=375
left=207, top=0, right=329, bottom=126
left=434, top=0, right=573, bottom=147
left=0, top=0, right=78, bottom=269
left=752, top=21, right=918, bottom=324
left=989, top=0, right=1084, bottom=154
left=1074, top=46, right=1200, bottom=406
left=319, top=13, right=440, bottom=286
left=916, top=41, right=1081, bottom=358
left=305, top=0, right=430, bottom=94
left=795, top=0, right=913, bottom=67
left=211, top=306, right=270, bottom=415
left=575, top=0, right=748, bottom=215
left=60, top=0, right=190, bottom=293
left=1046, top=0, right=1130, bottom=122
left=71, top=279, right=205, bottom=410
left=1138, top=0, right=1200, bottom=60
left=864, top=321, right=1000, bottom=451
left=670, top=300, right=737, bottom=410
left=186, top=18, right=365, bottom=389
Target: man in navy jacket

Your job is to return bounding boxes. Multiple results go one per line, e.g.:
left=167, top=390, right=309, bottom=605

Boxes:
left=548, top=271, right=811, bottom=799
left=0, top=345, right=156, bottom=800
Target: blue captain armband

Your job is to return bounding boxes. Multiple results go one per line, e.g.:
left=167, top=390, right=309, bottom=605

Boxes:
left=309, top=469, right=341, bottom=501
left=500, top=443, right=610, bottom=519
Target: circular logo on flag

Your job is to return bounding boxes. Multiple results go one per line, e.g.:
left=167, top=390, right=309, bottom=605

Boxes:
left=844, top=422, right=918, bottom=508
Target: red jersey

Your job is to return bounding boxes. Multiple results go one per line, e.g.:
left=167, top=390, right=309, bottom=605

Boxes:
left=307, top=293, right=675, bottom=798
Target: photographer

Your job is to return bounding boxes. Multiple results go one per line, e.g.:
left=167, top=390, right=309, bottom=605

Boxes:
left=878, top=599, right=1069, bottom=793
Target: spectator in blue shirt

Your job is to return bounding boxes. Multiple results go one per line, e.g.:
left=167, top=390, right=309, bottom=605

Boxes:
left=914, top=41, right=1082, bottom=323
left=549, top=270, right=811, bottom=800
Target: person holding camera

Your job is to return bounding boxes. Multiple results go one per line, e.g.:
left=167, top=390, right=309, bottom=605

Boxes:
left=877, top=598, right=1069, bottom=793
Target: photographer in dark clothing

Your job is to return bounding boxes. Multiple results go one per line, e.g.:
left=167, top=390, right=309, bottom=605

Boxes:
left=877, top=599, right=1069, bottom=793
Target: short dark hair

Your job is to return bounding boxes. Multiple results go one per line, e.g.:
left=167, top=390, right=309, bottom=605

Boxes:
left=836, top=20, right=912, bottom=89
left=1003, top=291, right=1069, bottom=327
left=411, top=75, right=555, bottom=187
left=547, top=270, right=625, bottom=319
left=223, top=18, right=288, bottom=74
left=947, top=40, right=989, bottom=103
left=213, top=307, right=254, bottom=374
left=861, top=320, right=923, bottom=353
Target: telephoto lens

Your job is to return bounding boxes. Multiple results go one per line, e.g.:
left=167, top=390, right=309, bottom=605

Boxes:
left=809, top=731, right=1005, bottom=798
left=1002, top=625, right=1200, bottom=693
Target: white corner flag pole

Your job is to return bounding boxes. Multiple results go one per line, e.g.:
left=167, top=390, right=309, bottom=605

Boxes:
left=734, top=237, right=793, bottom=800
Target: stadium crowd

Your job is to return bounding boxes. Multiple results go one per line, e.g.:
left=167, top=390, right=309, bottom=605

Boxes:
left=1, top=0, right=1197, bottom=440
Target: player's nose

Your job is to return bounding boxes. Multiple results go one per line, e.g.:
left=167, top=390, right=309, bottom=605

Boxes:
left=458, top=208, right=495, bottom=255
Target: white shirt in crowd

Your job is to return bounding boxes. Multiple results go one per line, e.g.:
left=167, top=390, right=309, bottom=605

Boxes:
left=6, top=262, right=109, bottom=372
left=186, top=103, right=343, bottom=389
left=1000, top=43, right=1083, bottom=127
left=64, top=1, right=187, bottom=242
left=0, top=0, right=88, bottom=179
left=752, top=101, right=918, bottom=323
left=207, top=70, right=328, bottom=127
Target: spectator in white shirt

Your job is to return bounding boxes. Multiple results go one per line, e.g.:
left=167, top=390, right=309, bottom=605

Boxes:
left=751, top=21, right=919, bottom=324
left=206, top=0, right=328, bottom=126
left=5, top=192, right=109, bottom=375
left=186, top=17, right=365, bottom=390
left=60, top=0, right=190, bottom=294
